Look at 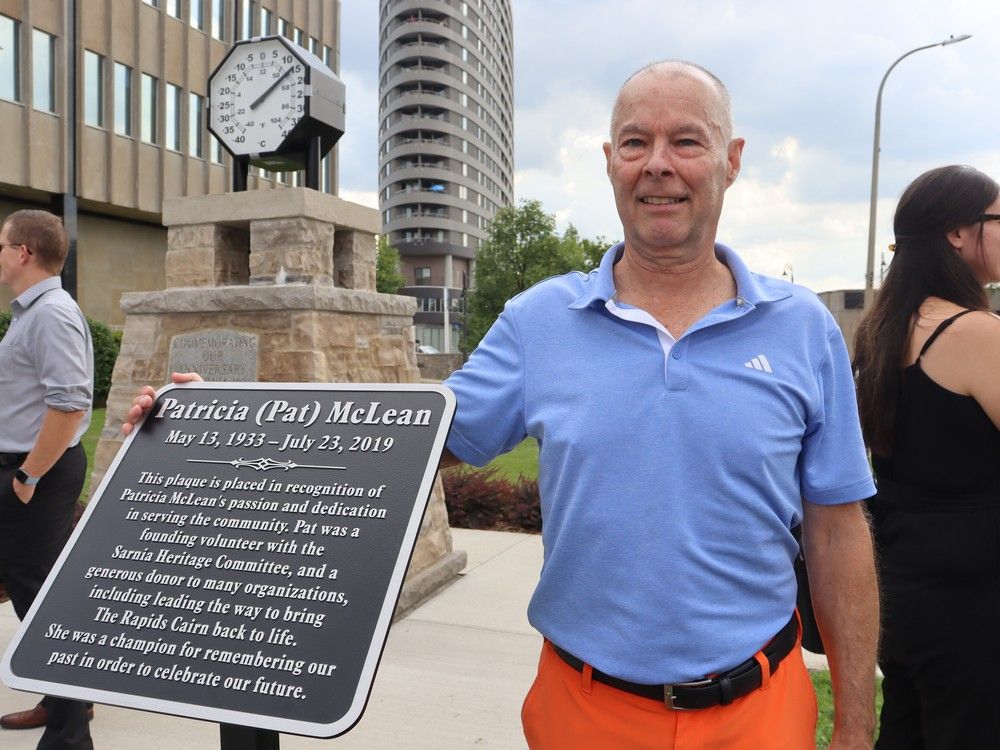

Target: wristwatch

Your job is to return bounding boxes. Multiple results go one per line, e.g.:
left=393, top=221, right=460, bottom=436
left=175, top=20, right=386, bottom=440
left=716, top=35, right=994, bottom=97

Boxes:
left=14, top=468, right=41, bottom=486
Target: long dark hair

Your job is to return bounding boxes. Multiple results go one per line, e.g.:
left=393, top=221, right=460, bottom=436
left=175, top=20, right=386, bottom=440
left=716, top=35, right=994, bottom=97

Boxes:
left=854, top=165, right=996, bottom=458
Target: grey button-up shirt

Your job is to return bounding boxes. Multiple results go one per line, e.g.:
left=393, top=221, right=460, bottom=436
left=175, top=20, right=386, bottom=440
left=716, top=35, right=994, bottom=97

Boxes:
left=0, top=276, right=93, bottom=452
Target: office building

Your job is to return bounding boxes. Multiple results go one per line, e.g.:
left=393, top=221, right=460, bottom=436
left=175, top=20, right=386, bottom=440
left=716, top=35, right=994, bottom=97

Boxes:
left=0, top=0, right=340, bottom=324
left=378, top=0, right=513, bottom=353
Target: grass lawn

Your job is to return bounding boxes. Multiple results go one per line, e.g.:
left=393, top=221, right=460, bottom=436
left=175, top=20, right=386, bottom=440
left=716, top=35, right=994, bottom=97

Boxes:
left=478, top=438, right=882, bottom=747
left=482, top=437, right=540, bottom=480
left=80, top=407, right=106, bottom=501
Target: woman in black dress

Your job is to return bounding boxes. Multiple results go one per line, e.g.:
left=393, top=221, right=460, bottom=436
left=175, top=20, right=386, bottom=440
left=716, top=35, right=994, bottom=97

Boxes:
left=854, top=165, right=1000, bottom=749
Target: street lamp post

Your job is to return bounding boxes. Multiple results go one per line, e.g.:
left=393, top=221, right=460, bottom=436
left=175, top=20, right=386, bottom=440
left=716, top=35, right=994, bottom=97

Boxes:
left=864, top=34, right=972, bottom=308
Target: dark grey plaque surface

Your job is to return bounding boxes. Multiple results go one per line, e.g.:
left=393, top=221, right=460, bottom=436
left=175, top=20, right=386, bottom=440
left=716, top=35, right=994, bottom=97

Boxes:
left=169, top=330, right=259, bottom=382
left=1, top=383, right=454, bottom=738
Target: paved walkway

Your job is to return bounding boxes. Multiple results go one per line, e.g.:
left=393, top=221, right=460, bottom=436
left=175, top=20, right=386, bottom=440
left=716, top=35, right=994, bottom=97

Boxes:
left=1, top=528, right=828, bottom=749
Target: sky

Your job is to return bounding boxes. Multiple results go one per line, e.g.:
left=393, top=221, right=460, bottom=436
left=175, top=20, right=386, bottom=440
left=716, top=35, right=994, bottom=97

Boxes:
left=337, top=0, right=1000, bottom=293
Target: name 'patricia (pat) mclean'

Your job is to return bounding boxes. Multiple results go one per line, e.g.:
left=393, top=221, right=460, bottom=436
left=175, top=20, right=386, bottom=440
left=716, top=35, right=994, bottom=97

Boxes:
left=153, top=397, right=433, bottom=429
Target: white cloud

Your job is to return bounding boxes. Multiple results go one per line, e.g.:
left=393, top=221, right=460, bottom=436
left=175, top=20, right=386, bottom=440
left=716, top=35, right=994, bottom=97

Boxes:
left=338, top=0, right=1000, bottom=292
left=338, top=189, right=379, bottom=210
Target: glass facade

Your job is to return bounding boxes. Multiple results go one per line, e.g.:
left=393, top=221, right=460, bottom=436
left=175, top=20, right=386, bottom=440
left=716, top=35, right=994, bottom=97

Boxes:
left=165, top=82, right=181, bottom=150
left=188, top=92, right=203, bottom=157
left=114, top=62, right=132, bottom=135
left=0, top=15, right=20, bottom=102
left=32, top=28, right=55, bottom=113
left=84, top=50, right=104, bottom=127
left=141, top=73, right=157, bottom=143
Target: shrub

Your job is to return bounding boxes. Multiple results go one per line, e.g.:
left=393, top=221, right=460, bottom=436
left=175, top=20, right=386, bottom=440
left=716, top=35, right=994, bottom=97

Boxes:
left=0, top=311, right=120, bottom=408
left=442, top=466, right=542, bottom=533
left=89, top=318, right=121, bottom=407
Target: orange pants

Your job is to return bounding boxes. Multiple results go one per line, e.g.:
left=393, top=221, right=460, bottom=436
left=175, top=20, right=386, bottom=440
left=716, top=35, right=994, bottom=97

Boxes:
left=521, top=639, right=817, bottom=750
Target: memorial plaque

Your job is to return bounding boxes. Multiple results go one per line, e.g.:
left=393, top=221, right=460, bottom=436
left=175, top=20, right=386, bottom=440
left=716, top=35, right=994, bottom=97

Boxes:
left=169, top=330, right=259, bottom=382
left=1, top=383, right=454, bottom=738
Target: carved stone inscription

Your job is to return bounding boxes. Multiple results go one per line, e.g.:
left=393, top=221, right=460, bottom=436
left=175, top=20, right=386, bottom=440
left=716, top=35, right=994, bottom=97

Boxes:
left=1, top=384, right=454, bottom=737
left=169, top=330, right=259, bottom=382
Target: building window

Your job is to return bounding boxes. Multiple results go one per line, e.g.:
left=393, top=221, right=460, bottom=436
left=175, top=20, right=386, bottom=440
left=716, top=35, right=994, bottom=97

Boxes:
left=32, top=29, right=55, bottom=113
left=844, top=291, right=865, bottom=310
left=323, top=45, right=332, bottom=69
left=418, top=296, right=443, bottom=313
left=278, top=18, right=288, bottom=38
left=142, top=0, right=160, bottom=6
left=211, top=0, right=225, bottom=40
left=309, top=37, right=318, bottom=55
left=415, top=267, right=431, bottom=285
left=141, top=73, right=157, bottom=143
left=114, top=63, right=132, bottom=135
left=166, top=0, right=181, bottom=18
left=83, top=50, right=104, bottom=127
left=190, top=0, right=204, bottom=30
left=188, top=92, right=203, bottom=157
left=165, top=83, right=181, bottom=150
left=260, top=7, right=273, bottom=35
left=211, top=133, right=223, bottom=164
left=240, top=0, right=255, bottom=39
left=294, top=28, right=303, bottom=47
left=0, top=15, right=19, bottom=102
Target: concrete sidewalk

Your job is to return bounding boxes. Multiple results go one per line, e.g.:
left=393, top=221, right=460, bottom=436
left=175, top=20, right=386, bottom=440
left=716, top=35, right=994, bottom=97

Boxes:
left=1, top=528, right=829, bottom=749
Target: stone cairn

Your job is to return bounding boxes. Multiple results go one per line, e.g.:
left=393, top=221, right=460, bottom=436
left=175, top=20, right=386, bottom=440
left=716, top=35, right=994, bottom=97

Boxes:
left=92, top=188, right=465, bottom=616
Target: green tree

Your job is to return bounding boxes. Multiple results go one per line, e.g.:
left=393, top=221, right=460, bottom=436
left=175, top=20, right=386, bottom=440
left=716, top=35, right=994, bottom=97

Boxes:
left=461, top=200, right=613, bottom=352
left=375, top=235, right=406, bottom=294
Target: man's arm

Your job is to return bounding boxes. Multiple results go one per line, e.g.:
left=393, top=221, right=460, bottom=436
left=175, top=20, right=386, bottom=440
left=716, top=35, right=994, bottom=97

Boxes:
left=802, top=499, right=879, bottom=750
left=13, top=407, right=86, bottom=504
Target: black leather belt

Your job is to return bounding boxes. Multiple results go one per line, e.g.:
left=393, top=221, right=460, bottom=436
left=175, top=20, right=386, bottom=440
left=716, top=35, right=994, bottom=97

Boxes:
left=0, top=452, right=27, bottom=468
left=551, top=613, right=799, bottom=710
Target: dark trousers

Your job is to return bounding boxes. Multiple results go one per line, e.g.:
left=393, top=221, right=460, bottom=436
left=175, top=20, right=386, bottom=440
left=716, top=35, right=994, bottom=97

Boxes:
left=872, top=499, right=1000, bottom=750
left=0, top=444, right=94, bottom=750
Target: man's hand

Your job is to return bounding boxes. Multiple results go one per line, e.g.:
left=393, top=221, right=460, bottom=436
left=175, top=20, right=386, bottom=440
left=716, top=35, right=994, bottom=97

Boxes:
left=12, top=476, right=35, bottom=504
left=121, top=372, right=203, bottom=436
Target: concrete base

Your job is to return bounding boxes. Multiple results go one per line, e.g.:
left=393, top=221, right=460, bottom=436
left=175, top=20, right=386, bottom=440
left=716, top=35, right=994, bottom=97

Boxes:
left=394, top=549, right=468, bottom=621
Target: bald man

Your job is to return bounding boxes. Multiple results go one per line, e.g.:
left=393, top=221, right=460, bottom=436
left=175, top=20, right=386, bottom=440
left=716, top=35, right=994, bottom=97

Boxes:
left=440, top=61, right=878, bottom=749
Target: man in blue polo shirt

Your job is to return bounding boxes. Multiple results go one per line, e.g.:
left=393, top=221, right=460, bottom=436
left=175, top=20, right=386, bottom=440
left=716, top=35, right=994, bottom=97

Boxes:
left=124, top=58, right=877, bottom=750
left=441, top=61, right=878, bottom=749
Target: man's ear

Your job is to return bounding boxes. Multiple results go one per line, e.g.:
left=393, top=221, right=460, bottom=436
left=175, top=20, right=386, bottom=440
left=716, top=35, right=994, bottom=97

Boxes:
left=726, top=138, right=745, bottom=187
left=603, top=141, right=612, bottom=178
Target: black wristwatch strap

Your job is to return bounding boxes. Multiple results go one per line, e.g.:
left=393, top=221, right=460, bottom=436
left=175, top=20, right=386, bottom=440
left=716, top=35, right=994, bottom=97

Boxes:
left=14, top=468, right=41, bottom=486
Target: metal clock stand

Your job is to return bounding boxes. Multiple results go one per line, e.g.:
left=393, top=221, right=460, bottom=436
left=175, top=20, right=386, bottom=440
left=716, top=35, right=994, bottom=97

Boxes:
left=231, top=135, right=322, bottom=193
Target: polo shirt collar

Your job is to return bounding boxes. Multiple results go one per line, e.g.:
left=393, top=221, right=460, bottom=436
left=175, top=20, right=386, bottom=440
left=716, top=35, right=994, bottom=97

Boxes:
left=569, top=241, right=791, bottom=310
left=12, top=275, right=62, bottom=312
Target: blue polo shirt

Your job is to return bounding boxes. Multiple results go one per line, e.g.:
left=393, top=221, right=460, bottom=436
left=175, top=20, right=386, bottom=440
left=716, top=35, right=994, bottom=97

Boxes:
left=444, top=243, right=875, bottom=684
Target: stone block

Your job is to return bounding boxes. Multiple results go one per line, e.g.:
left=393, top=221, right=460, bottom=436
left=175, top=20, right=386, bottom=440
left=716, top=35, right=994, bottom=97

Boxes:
left=259, top=349, right=328, bottom=382
left=333, top=230, right=377, bottom=291
left=249, top=217, right=335, bottom=284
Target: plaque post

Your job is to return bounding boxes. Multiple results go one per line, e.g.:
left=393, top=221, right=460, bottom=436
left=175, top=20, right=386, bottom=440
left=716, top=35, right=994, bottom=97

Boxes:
left=220, top=724, right=280, bottom=750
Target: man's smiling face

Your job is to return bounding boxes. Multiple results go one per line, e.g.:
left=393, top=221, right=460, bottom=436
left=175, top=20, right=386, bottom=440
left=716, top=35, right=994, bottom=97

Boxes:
left=603, top=66, right=743, bottom=266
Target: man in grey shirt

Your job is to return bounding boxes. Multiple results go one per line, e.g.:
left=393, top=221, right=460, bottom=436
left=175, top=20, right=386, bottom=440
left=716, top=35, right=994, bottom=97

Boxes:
left=0, top=210, right=94, bottom=750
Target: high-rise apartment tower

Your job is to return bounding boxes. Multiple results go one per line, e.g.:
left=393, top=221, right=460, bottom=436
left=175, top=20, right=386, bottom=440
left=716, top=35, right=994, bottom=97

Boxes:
left=378, top=0, right=513, bottom=353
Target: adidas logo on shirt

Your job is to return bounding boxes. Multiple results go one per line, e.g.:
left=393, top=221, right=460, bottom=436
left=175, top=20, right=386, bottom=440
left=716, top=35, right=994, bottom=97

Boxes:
left=744, top=354, right=773, bottom=373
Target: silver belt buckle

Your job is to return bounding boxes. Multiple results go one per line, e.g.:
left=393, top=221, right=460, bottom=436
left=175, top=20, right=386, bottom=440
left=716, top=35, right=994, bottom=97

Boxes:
left=664, top=678, right=713, bottom=710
